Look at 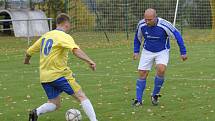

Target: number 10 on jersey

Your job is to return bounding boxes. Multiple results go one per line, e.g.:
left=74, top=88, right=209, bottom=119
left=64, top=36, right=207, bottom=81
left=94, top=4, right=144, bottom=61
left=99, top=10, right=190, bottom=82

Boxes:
left=40, top=38, right=53, bottom=56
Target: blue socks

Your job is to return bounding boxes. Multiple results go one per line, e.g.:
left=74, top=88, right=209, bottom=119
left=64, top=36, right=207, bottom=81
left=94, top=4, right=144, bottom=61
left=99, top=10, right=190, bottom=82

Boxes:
left=152, top=75, right=164, bottom=97
left=136, top=79, right=146, bottom=102
left=135, top=76, right=164, bottom=102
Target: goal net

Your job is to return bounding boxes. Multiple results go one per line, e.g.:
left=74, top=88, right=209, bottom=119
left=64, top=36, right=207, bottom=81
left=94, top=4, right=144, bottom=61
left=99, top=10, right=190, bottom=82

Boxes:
left=31, top=0, right=215, bottom=41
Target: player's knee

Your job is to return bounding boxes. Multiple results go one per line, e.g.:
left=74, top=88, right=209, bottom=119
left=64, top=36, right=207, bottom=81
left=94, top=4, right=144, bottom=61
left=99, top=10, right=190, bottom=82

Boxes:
left=156, top=65, right=166, bottom=76
left=48, top=99, right=61, bottom=110
left=157, top=69, right=165, bottom=76
left=138, top=70, right=148, bottom=79
left=74, top=90, right=88, bottom=102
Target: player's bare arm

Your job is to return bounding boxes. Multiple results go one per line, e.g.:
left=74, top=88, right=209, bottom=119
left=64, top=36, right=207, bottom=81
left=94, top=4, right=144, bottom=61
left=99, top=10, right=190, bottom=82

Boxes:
left=72, top=48, right=96, bottom=71
left=24, top=53, right=31, bottom=64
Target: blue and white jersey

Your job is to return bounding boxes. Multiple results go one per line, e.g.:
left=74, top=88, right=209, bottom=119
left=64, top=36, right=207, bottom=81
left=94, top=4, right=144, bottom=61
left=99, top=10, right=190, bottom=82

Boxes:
left=134, top=17, right=186, bottom=55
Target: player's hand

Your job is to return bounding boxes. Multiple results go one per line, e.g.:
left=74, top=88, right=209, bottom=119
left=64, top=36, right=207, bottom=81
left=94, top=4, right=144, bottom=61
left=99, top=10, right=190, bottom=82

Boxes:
left=24, top=58, right=30, bottom=64
left=88, top=61, right=96, bottom=71
left=24, top=54, right=31, bottom=64
left=181, top=54, right=188, bottom=61
left=133, top=53, right=139, bottom=60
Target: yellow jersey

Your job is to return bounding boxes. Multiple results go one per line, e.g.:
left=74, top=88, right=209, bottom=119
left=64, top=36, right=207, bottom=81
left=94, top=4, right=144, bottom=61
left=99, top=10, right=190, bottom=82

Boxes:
left=26, top=30, right=79, bottom=83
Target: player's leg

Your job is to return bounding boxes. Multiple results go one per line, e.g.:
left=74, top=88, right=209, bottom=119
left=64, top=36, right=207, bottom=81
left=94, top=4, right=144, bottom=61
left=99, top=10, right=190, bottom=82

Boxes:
left=151, top=49, right=169, bottom=105
left=64, top=76, right=97, bottom=121
left=151, top=64, right=166, bottom=105
left=29, top=81, right=61, bottom=121
left=152, top=64, right=166, bottom=97
left=74, top=90, right=97, bottom=121
left=133, top=49, right=154, bottom=106
left=132, top=70, right=148, bottom=106
left=35, top=96, right=59, bottom=115
left=29, top=102, right=57, bottom=121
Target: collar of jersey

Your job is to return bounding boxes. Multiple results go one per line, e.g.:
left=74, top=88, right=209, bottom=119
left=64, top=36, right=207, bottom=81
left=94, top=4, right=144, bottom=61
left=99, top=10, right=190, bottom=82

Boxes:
left=55, top=28, right=64, bottom=32
left=154, top=17, right=159, bottom=26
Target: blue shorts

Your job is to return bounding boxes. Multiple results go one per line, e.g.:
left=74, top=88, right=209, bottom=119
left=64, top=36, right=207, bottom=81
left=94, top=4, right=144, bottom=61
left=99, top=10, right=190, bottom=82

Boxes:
left=42, top=77, right=81, bottom=99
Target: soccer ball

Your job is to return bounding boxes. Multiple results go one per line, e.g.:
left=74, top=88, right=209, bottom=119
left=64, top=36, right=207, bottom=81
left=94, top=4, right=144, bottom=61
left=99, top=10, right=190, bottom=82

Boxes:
left=65, top=109, right=82, bottom=121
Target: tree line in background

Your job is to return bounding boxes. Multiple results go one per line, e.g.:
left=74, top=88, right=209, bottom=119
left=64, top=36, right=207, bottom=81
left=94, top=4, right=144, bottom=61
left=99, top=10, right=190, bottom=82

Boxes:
left=34, top=0, right=95, bottom=30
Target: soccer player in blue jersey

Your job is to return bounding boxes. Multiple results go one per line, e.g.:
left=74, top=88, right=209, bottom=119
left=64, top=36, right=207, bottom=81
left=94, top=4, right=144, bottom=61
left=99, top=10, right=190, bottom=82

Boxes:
left=132, top=8, right=188, bottom=106
left=24, top=13, right=98, bottom=121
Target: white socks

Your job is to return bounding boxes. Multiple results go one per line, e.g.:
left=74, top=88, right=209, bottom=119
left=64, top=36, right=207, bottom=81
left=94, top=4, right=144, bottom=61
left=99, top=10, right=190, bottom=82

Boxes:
left=36, top=103, right=57, bottom=116
left=35, top=100, right=97, bottom=121
left=81, top=99, right=97, bottom=121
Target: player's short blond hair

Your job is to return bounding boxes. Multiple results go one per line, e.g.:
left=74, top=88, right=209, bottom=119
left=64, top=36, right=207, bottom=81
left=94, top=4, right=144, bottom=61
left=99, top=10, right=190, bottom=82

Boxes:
left=56, top=13, right=70, bottom=25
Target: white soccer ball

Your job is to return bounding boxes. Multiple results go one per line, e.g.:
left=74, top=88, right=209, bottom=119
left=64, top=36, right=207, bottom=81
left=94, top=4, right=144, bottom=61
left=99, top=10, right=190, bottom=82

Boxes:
left=65, top=109, right=82, bottom=121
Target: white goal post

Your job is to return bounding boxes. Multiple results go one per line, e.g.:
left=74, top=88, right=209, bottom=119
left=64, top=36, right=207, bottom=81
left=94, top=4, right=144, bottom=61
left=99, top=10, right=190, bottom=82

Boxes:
left=173, top=0, right=179, bottom=27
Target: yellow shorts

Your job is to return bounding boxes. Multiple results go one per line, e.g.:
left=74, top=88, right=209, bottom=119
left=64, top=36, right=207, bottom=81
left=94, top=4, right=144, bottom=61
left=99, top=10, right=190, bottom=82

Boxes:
left=66, top=76, right=81, bottom=93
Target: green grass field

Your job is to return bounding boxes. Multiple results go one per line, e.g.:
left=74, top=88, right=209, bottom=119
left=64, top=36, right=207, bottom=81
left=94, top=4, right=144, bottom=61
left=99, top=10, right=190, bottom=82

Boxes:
left=0, top=32, right=215, bottom=121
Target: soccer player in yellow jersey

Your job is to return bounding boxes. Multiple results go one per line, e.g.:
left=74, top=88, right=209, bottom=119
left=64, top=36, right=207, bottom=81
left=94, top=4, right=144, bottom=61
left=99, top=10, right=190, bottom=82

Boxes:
left=24, top=13, right=98, bottom=121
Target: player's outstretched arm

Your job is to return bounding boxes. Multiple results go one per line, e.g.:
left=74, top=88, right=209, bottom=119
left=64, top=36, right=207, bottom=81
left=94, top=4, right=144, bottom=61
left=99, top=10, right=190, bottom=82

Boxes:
left=72, top=48, right=96, bottom=71
left=24, top=53, right=31, bottom=64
